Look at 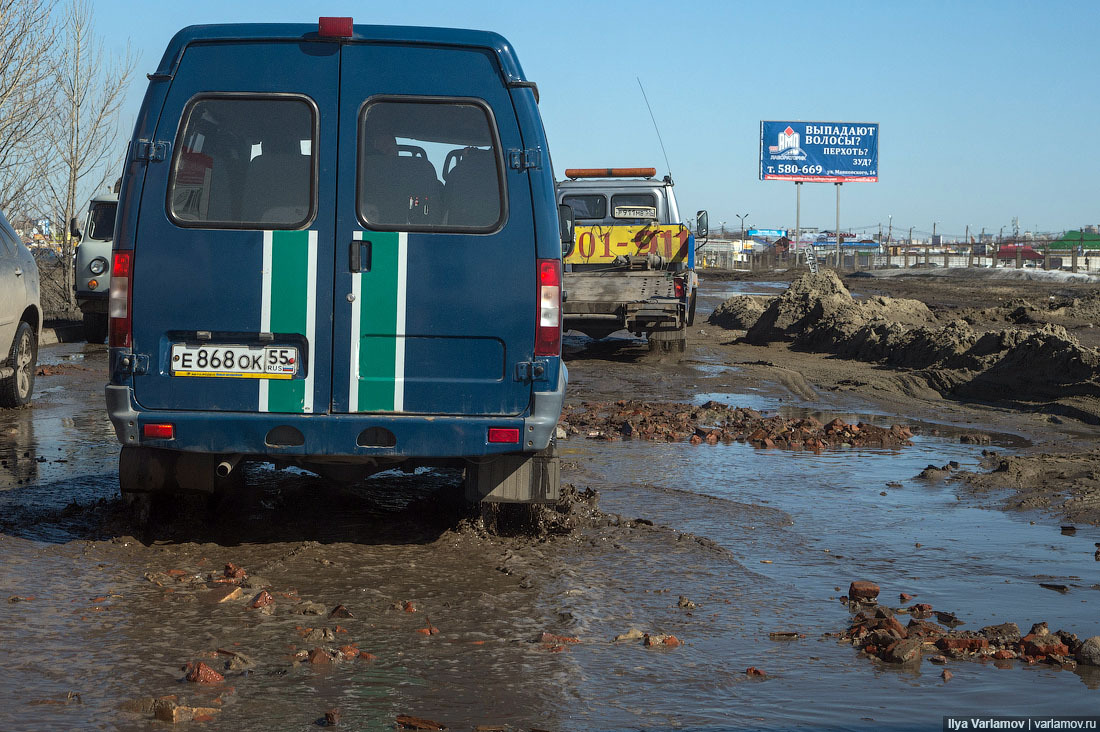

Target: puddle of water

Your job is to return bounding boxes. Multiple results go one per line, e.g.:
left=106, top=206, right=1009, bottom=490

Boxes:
left=697, top=280, right=787, bottom=314
left=690, top=389, right=782, bottom=414
left=690, top=363, right=741, bottom=378
left=552, top=436, right=1100, bottom=729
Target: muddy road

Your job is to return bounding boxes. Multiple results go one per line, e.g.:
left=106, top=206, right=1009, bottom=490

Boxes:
left=3, top=271, right=1100, bottom=731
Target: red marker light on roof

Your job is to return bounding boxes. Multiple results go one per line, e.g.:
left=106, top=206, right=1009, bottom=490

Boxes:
left=318, top=16, right=353, bottom=38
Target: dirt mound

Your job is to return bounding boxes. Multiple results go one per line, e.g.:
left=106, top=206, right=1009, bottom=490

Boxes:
left=741, top=273, right=1100, bottom=422
left=1060, top=292, right=1100, bottom=321
left=707, top=295, right=772, bottom=330
left=955, top=325, right=1100, bottom=403
left=746, top=270, right=856, bottom=344
left=955, top=449, right=1100, bottom=524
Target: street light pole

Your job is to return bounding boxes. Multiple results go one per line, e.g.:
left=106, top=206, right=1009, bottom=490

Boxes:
left=736, top=213, right=749, bottom=241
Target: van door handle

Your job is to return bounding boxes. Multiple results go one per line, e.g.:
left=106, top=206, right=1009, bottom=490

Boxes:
left=349, top=240, right=371, bottom=272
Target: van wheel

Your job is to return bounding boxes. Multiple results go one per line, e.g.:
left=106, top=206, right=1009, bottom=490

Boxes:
left=0, top=321, right=36, bottom=408
left=82, top=312, right=108, bottom=344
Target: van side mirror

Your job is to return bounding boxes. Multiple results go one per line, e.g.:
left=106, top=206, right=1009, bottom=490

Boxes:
left=558, top=203, right=575, bottom=257
left=69, top=216, right=82, bottom=241
left=696, top=210, right=709, bottom=239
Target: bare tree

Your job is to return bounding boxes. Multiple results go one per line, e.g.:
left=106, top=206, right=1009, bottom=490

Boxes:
left=0, top=0, right=58, bottom=215
left=41, top=0, right=135, bottom=307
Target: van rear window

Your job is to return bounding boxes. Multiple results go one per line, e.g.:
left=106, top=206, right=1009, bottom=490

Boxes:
left=358, top=99, right=505, bottom=232
left=167, top=96, right=316, bottom=229
left=562, top=195, right=606, bottom=221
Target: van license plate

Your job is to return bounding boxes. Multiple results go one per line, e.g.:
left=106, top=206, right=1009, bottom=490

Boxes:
left=170, top=344, right=298, bottom=379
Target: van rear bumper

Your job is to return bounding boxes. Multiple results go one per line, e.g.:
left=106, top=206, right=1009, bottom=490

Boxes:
left=105, top=365, right=565, bottom=459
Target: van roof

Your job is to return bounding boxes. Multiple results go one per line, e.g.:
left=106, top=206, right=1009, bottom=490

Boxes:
left=154, top=23, right=528, bottom=82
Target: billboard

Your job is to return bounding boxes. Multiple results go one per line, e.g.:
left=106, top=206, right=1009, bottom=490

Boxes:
left=759, top=121, right=879, bottom=182
left=748, top=229, right=787, bottom=237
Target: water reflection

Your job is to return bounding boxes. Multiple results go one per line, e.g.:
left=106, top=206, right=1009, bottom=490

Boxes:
left=0, top=408, right=38, bottom=488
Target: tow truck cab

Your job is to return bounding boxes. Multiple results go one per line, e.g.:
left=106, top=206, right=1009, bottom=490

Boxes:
left=557, top=168, right=707, bottom=349
left=107, top=19, right=568, bottom=506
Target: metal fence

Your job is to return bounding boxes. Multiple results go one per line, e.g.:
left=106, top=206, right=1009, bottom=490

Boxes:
left=696, top=240, right=1100, bottom=273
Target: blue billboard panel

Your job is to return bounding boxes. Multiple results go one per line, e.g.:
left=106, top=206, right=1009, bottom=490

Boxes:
left=748, top=229, right=787, bottom=237
left=759, top=121, right=879, bottom=182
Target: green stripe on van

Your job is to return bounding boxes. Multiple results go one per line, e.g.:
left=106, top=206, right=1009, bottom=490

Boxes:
left=262, top=230, right=317, bottom=414
left=353, top=231, right=407, bottom=412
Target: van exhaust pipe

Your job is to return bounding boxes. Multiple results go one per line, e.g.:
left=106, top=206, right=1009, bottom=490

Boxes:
left=216, top=454, right=242, bottom=478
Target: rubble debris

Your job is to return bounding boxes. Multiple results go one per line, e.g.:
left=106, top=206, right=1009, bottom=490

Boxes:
left=223, top=563, right=247, bottom=580
left=416, top=620, right=440, bottom=636
left=558, top=400, right=912, bottom=452
left=1077, top=636, right=1100, bottom=666
left=537, top=632, right=579, bottom=644
left=745, top=666, right=767, bottom=677
left=184, top=662, right=224, bottom=684
left=154, top=699, right=220, bottom=724
left=396, top=714, right=447, bottom=730
left=250, top=590, right=274, bottom=609
left=840, top=589, right=1091, bottom=674
left=613, top=628, right=645, bottom=642
left=643, top=634, right=682, bottom=648
left=848, top=580, right=880, bottom=601
left=328, top=604, right=353, bottom=618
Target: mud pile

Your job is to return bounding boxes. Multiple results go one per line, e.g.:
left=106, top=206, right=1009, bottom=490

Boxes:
left=714, top=271, right=1100, bottom=420
left=707, top=295, right=773, bottom=330
left=954, top=449, right=1100, bottom=524
left=836, top=581, right=1099, bottom=671
left=559, top=399, right=913, bottom=450
left=959, top=291, right=1100, bottom=329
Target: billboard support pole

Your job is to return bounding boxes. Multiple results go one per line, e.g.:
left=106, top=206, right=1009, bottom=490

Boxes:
left=795, top=182, right=801, bottom=266
left=835, top=182, right=842, bottom=268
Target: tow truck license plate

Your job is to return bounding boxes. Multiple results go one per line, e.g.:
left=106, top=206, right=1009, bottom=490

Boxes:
left=170, top=344, right=298, bottom=379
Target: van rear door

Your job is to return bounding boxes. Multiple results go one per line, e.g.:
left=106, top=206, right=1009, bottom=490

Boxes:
left=330, top=43, right=535, bottom=417
left=130, top=40, right=338, bottom=415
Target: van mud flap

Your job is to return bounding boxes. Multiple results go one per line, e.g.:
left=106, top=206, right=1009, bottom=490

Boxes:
left=464, top=448, right=560, bottom=504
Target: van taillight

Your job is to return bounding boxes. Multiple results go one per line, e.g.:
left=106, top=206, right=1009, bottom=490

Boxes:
left=674, top=276, right=685, bottom=299
left=535, top=259, right=561, bottom=357
left=488, top=427, right=520, bottom=444
left=108, top=251, right=132, bottom=348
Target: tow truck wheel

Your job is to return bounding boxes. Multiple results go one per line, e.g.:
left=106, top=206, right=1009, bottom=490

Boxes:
left=647, top=328, right=686, bottom=354
left=82, top=312, right=108, bottom=344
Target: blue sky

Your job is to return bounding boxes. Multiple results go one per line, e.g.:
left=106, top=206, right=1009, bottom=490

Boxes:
left=94, top=0, right=1099, bottom=240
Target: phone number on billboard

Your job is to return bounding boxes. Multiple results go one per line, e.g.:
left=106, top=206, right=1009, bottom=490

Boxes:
left=772, top=164, right=824, bottom=175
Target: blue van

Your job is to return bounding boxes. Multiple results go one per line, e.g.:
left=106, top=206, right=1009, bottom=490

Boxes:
left=107, top=19, right=570, bottom=507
